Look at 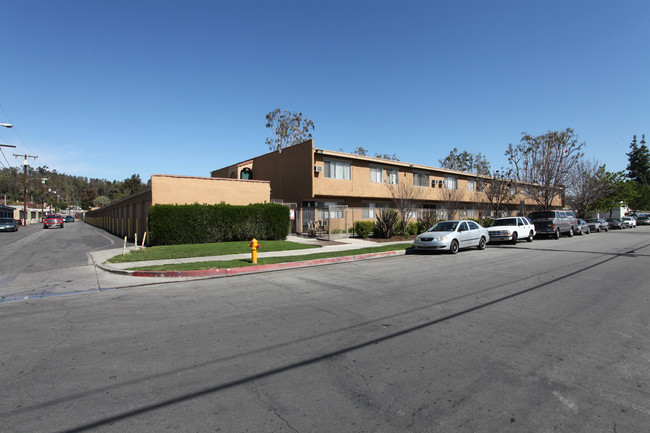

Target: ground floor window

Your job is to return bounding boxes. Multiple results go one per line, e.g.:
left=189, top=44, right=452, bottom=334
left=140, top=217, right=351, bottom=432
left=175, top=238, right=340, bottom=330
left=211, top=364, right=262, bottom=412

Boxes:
left=362, top=202, right=390, bottom=218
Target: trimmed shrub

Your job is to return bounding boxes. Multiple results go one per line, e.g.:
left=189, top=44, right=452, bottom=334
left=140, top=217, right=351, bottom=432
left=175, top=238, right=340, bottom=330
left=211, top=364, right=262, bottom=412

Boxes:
left=353, top=220, right=375, bottom=238
left=479, top=217, right=493, bottom=228
left=148, top=203, right=289, bottom=246
left=406, top=222, right=418, bottom=236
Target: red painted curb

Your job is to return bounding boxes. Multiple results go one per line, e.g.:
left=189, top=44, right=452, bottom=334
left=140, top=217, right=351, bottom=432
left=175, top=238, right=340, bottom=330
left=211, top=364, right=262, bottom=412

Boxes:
left=127, top=250, right=403, bottom=278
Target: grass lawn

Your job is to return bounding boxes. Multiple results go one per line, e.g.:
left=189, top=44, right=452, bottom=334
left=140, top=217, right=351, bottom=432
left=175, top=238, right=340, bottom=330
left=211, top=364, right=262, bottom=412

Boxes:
left=125, top=243, right=413, bottom=271
left=107, top=240, right=320, bottom=263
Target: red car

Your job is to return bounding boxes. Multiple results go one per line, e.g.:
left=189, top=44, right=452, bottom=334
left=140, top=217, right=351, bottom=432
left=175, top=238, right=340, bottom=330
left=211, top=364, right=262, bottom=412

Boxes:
left=43, top=214, right=65, bottom=229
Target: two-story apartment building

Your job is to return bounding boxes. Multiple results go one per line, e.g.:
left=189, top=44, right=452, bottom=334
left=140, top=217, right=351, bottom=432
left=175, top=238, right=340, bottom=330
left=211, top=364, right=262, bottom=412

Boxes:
left=210, top=140, right=561, bottom=235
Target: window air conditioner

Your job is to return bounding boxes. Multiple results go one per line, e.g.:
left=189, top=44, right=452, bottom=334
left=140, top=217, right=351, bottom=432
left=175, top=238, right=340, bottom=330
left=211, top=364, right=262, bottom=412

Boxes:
left=314, top=165, right=323, bottom=173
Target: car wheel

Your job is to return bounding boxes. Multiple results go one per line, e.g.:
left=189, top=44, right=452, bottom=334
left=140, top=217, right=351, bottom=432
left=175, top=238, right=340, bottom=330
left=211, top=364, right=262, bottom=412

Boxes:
left=586, top=227, right=590, bottom=234
left=478, top=236, right=486, bottom=250
left=449, top=239, right=459, bottom=254
left=554, top=228, right=560, bottom=239
left=527, top=231, right=534, bottom=242
left=578, top=227, right=584, bottom=235
left=605, top=227, right=609, bottom=232
left=568, top=228, right=574, bottom=237
left=510, top=232, right=518, bottom=244
left=596, top=227, right=600, bottom=232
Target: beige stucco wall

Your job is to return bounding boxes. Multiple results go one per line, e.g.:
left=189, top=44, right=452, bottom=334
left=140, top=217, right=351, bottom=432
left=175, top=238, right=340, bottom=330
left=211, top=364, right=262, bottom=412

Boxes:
left=151, top=174, right=270, bottom=205
left=210, top=141, right=563, bottom=209
left=210, top=140, right=314, bottom=204
left=85, top=175, right=271, bottom=243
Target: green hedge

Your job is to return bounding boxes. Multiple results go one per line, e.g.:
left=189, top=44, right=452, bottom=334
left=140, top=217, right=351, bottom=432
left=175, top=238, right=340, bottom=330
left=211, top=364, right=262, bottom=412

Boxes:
left=148, top=203, right=290, bottom=246
left=353, top=220, right=375, bottom=238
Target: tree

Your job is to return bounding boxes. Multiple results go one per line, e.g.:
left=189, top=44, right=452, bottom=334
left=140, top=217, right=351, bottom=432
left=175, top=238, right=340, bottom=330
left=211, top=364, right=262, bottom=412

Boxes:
left=80, top=187, right=97, bottom=210
left=386, top=181, right=427, bottom=234
left=478, top=169, right=516, bottom=218
left=439, top=148, right=491, bottom=175
left=122, top=174, right=144, bottom=196
left=592, top=170, right=628, bottom=217
left=374, top=153, right=400, bottom=161
left=627, top=134, right=650, bottom=185
left=441, top=187, right=466, bottom=220
left=565, top=159, right=608, bottom=218
left=93, top=195, right=111, bottom=208
left=352, top=147, right=368, bottom=156
left=265, top=109, right=315, bottom=151
left=506, top=128, right=585, bottom=209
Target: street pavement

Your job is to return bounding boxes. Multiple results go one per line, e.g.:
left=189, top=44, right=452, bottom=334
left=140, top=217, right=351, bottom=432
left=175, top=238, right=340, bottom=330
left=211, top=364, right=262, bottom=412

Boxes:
left=0, top=228, right=408, bottom=302
left=2, top=226, right=649, bottom=432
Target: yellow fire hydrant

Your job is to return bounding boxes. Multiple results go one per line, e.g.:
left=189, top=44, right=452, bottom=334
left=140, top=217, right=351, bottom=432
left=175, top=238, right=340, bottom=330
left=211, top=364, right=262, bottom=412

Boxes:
left=248, top=238, right=261, bottom=264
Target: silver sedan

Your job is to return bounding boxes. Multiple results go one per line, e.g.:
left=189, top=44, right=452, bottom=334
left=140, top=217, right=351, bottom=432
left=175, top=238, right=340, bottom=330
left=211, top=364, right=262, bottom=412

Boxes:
left=413, top=220, right=489, bottom=254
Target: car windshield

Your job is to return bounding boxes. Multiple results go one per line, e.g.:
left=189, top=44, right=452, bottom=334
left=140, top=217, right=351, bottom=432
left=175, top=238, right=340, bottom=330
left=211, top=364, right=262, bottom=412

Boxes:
left=491, top=218, right=516, bottom=227
left=587, top=219, right=598, bottom=223
left=428, top=221, right=458, bottom=232
left=529, top=211, right=555, bottom=219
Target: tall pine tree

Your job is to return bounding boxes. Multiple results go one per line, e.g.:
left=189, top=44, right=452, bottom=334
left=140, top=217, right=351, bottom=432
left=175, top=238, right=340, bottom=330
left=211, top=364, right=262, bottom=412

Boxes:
left=627, top=134, right=650, bottom=185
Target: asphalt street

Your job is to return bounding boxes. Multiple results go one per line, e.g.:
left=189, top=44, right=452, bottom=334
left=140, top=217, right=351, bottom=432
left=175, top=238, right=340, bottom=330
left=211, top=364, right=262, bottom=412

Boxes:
left=1, top=223, right=649, bottom=432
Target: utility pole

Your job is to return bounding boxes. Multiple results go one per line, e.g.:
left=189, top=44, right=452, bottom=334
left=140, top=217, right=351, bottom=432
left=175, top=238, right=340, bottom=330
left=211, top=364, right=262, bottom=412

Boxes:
left=14, top=154, right=38, bottom=226
left=40, top=178, right=48, bottom=221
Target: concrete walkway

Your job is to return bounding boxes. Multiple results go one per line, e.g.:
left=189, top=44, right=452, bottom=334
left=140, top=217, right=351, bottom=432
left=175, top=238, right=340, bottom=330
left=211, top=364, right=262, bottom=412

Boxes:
left=91, top=235, right=412, bottom=278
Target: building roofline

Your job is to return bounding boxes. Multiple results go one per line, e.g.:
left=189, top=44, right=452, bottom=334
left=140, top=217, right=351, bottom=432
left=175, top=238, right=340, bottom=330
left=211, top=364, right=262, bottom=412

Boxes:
left=152, top=173, right=270, bottom=184
left=316, top=148, right=489, bottom=179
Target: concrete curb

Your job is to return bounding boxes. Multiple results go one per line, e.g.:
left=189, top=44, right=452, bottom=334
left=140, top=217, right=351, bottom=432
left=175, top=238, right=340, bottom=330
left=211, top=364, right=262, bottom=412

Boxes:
left=97, top=249, right=406, bottom=278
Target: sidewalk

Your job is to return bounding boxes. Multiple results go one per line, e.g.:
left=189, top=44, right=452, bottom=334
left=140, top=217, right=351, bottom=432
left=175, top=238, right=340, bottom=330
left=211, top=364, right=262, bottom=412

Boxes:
left=90, top=235, right=411, bottom=278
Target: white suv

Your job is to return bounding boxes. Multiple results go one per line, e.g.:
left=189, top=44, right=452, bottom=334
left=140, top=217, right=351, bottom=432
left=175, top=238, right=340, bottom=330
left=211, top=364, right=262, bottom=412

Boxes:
left=488, top=217, right=536, bottom=244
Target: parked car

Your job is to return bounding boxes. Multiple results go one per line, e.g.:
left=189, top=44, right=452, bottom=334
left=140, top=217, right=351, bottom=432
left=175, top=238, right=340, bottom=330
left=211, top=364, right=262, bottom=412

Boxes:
left=586, top=218, right=609, bottom=232
left=413, top=220, right=489, bottom=254
left=636, top=215, right=650, bottom=225
left=528, top=210, right=574, bottom=239
left=565, top=210, right=580, bottom=234
left=64, top=215, right=75, bottom=223
left=606, top=218, right=626, bottom=229
left=575, top=219, right=591, bottom=235
left=487, top=217, right=535, bottom=244
left=43, top=214, right=65, bottom=229
left=622, top=216, right=636, bottom=228
left=0, top=217, right=18, bottom=232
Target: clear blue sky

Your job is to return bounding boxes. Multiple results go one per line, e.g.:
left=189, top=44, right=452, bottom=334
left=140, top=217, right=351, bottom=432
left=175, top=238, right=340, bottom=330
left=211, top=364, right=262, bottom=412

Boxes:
left=1, top=1, right=648, bottom=183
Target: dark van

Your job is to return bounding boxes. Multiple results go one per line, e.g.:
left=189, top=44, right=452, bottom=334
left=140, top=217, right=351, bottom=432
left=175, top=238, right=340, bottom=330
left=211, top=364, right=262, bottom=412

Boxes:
left=528, top=210, right=575, bottom=239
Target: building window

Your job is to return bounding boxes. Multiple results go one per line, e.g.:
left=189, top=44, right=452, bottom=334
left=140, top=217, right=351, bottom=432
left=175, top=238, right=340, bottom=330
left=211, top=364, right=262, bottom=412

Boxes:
left=240, top=168, right=253, bottom=180
left=444, top=176, right=458, bottom=190
left=320, top=201, right=345, bottom=219
left=369, top=166, right=383, bottom=183
left=324, top=160, right=351, bottom=180
left=467, top=179, right=475, bottom=191
left=413, top=172, right=429, bottom=187
left=385, top=168, right=399, bottom=184
left=362, top=202, right=389, bottom=218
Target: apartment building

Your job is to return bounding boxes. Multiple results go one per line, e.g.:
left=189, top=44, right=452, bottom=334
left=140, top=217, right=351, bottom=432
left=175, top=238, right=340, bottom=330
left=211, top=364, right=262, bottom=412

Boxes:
left=211, top=140, right=560, bottom=235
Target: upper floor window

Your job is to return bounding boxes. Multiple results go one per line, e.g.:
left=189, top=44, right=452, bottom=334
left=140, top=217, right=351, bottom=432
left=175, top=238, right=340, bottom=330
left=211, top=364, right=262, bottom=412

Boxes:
left=385, top=168, right=399, bottom=184
left=467, top=179, right=475, bottom=191
left=444, top=176, right=458, bottom=190
left=369, top=166, right=383, bottom=183
left=413, top=172, right=429, bottom=187
left=324, top=160, right=351, bottom=180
